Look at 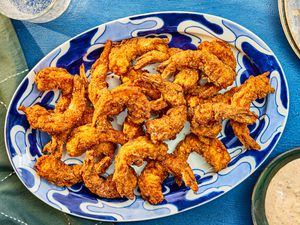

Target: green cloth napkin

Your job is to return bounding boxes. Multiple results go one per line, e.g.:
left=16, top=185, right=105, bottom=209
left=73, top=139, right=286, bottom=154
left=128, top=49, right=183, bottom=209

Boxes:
left=0, top=14, right=112, bottom=225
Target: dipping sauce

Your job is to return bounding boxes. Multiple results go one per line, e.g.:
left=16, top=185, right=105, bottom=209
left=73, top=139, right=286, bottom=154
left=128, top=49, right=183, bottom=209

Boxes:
left=265, top=158, right=300, bottom=225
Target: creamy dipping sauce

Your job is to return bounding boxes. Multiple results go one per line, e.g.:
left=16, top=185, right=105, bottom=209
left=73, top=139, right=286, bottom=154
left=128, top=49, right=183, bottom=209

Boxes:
left=265, top=158, right=300, bottom=225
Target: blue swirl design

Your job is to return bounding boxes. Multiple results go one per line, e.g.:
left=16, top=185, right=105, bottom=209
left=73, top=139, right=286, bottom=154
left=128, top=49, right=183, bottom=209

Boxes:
left=4, top=12, right=289, bottom=222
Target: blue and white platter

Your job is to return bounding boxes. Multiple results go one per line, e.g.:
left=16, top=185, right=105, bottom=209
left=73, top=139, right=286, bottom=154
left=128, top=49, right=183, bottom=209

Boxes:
left=4, top=11, right=289, bottom=222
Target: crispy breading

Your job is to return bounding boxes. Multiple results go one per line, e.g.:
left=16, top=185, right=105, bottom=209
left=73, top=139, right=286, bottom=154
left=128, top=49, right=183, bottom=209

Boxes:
left=109, top=37, right=169, bottom=75
left=198, top=39, right=236, bottom=70
left=82, top=143, right=121, bottom=198
left=113, top=136, right=168, bottom=199
left=146, top=105, right=187, bottom=143
left=173, top=68, right=199, bottom=91
left=158, top=50, right=236, bottom=88
left=35, top=155, right=82, bottom=187
left=193, top=103, right=258, bottom=125
left=19, top=75, right=86, bottom=134
left=35, top=67, right=74, bottom=94
left=66, top=124, right=127, bottom=157
left=123, top=117, right=145, bottom=140
left=92, top=85, right=151, bottom=126
left=139, top=161, right=168, bottom=204
left=231, top=72, right=275, bottom=150
left=88, top=40, right=112, bottom=105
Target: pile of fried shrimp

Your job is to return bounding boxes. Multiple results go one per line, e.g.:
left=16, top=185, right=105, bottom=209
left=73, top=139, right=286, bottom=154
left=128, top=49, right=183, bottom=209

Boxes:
left=20, top=37, right=275, bottom=205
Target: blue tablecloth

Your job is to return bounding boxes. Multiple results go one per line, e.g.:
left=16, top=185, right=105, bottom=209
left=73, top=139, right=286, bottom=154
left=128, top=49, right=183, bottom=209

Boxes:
left=11, top=1, right=300, bottom=224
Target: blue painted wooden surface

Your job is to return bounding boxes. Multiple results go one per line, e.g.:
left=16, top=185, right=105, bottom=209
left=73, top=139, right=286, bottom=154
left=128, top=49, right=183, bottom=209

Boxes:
left=12, top=0, right=300, bottom=224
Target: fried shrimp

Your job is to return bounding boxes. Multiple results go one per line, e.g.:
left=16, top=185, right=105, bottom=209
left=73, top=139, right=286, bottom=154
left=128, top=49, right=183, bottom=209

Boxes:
left=138, top=73, right=187, bottom=142
left=172, top=134, right=230, bottom=173
left=231, top=72, right=275, bottom=150
left=88, top=40, right=112, bottom=105
left=122, top=68, right=162, bottom=100
left=92, top=85, right=151, bottom=126
left=198, top=39, right=236, bottom=70
left=19, top=75, right=86, bottom=134
left=113, top=136, right=168, bottom=199
left=173, top=68, right=199, bottom=91
left=146, top=105, right=187, bottom=142
left=158, top=50, right=236, bottom=88
left=134, top=47, right=183, bottom=70
left=138, top=161, right=168, bottom=204
left=123, top=117, right=145, bottom=140
left=149, top=97, right=169, bottom=112
left=187, top=83, right=221, bottom=99
left=82, top=143, right=122, bottom=198
left=163, top=154, right=198, bottom=192
left=35, top=155, right=82, bottom=187
left=109, top=37, right=169, bottom=75
left=66, top=124, right=127, bottom=157
left=139, top=73, right=186, bottom=107
left=193, top=103, right=258, bottom=125
left=35, top=67, right=74, bottom=94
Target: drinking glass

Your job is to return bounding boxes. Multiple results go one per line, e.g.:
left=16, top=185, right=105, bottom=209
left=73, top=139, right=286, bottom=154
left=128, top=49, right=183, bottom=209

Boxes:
left=0, top=0, right=71, bottom=23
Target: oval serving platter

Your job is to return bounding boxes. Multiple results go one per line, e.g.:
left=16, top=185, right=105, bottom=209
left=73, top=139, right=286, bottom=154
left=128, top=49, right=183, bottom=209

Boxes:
left=5, top=11, right=289, bottom=222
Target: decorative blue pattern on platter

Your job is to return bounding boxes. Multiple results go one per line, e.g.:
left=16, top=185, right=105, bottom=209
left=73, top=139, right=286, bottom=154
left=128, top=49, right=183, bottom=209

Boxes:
left=4, top=11, right=289, bottom=222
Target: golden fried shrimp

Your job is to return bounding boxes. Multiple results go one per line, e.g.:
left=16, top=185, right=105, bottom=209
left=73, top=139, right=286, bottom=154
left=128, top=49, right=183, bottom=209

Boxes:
left=193, top=103, right=258, bottom=125
left=198, top=39, right=236, bottom=70
left=231, top=72, right=274, bottom=108
left=42, top=133, right=69, bottom=158
left=139, top=73, right=186, bottom=106
left=149, top=97, right=169, bottom=112
left=88, top=40, right=112, bottom=105
left=134, top=50, right=170, bottom=70
left=231, top=122, right=261, bottom=150
left=82, top=142, right=121, bottom=198
left=146, top=105, right=187, bottom=143
left=19, top=75, right=86, bottom=134
left=174, top=134, right=230, bottom=172
left=186, top=83, right=221, bottom=99
left=163, top=154, right=198, bottom=192
left=187, top=87, right=238, bottom=117
left=35, top=67, right=74, bottom=94
left=138, top=161, right=168, bottom=204
left=158, top=50, right=236, bottom=89
left=66, top=124, right=127, bottom=157
left=54, top=94, right=72, bottom=113
left=35, top=155, right=82, bottom=187
left=113, top=136, right=168, bottom=198
left=190, top=122, right=222, bottom=138
left=123, top=117, right=145, bottom=140
left=122, top=69, right=161, bottom=100
left=173, top=68, right=199, bottom=91
left=231, top=72, right=275, bottom=150
left=92, top=85, right=151, bottom=126
left=134, top=47, right=183, bottom=70
left=109, top=37, right=169, bottom=75
left=196, top=136, right=230, bottom=172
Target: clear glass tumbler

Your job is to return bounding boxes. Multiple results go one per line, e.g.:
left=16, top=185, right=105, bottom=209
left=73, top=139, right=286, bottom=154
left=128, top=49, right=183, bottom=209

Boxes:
left=0, top=0, right=71, bottom=23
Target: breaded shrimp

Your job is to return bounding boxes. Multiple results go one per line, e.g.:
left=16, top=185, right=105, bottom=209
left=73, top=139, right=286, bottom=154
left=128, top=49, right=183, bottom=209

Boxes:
left=138, top=161, right=168, bottom=204
left=109, top=37, right=169, bottom=75
left=113, top=136, right=168, bottom=199
left=35, top=155, right=82, bottom=187
left=88, top=40, right=112, bottom=105
left=158, top=50, right=236, bottom=89
left=66, top=124, right=127, bottom=157
left=123, top=117, right=145, bottom=140
left=92, top=85, right=151, bottom=126
left=19, top=75, right=86, bottom=134
left=231, top=72, right=275, bottom=150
